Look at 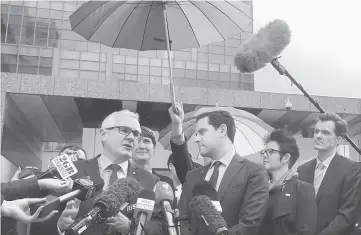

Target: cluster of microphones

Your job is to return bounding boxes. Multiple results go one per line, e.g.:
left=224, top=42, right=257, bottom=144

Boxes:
left=26, top=155, right=228, bottom=235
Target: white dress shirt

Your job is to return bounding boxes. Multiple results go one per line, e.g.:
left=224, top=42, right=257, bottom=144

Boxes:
left=97, top=154, right=129, bottom=190
left=314, top=152, right=336, bottom=193
left=204, top=146, right=236, bottom=191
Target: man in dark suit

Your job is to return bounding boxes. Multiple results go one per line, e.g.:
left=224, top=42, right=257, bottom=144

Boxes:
left=31, top=110, right=168, bottom=235
left=258, top=129, right=317, bottom=235
left=297, top=112, right=361, bottom=235
left=178, top=110, right=269, bottom=235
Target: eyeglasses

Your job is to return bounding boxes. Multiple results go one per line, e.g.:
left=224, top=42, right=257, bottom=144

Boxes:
left=261, top=148, right=285, bottom=157
left=107, top=126, right=142, bottom=140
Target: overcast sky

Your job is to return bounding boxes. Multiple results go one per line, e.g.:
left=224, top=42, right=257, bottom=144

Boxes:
left=252, top=0, right=361, bottom=99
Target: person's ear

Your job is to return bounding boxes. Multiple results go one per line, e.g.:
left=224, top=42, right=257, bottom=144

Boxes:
left=219, top=124, right=228, bottom=138
left=100, top=129, right=107, bottom=142
left=281, top=153, right=291, bottom=165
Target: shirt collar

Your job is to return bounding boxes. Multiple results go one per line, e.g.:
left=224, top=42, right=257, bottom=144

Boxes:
left=98, top=154, right=129, bottom=174
left=210, top=146, right=236, bottom=168
left=316, top=152, right=336, bottom=169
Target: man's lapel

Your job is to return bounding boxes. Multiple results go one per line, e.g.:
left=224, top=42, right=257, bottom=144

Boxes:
left=303, top=159, right=317, bottom=185
left=218, top=154, right=244, bottom=201
left=200, top=163, right=211, bottom=181
left=316, top=154, right=341, bottom=202
left=127, top=160, right=138, bottom=179
left=271, top=177, right=295, bottom=220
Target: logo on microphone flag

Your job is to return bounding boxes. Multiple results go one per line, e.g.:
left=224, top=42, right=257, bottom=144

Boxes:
left=136, top=198, right=155, bottom=212
left=51, top=154, right=78, bottom=179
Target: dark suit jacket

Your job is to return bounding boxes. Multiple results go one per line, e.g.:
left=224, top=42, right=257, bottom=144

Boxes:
left=30, top=154, right=168, bottom=235
left=258, top=177, right=317, bottom=235
left=298, top=154, right=361, bottom=235
left=179, top=153, right=269, bottom=235
left=170, top=139, right=202, bottom=185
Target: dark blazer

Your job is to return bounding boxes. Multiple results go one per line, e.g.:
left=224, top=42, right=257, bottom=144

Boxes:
left=30, top=154, right=168, bottom=235
left=179, top=153, right=269, bottom=235
left=170, top=139, right=202, bottom=185
left=258, top=177, right=317, bottom=235
left=298, top=154, right=361, bottom=235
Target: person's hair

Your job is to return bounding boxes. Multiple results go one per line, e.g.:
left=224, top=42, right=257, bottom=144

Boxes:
left=316, top=112, right=348, bottom=137
left=264, top=129, right=299, bottom=169
left=101, top=110, right=140, bottom=128
left=141, top=126, right=156, bottom=147
left=59, top=145, right=87, bottom=160
left=196, top=110, right=236, bottom=143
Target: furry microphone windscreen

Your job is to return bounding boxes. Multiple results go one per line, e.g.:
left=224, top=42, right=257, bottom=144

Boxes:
left=189, top=195, right=227, bottom=234
left=95, top=177, right=141, bottom=217
left=234, top=19, right=291, bottom=73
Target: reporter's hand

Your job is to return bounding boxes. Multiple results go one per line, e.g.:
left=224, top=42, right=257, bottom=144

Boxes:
left=38, top=178, right=73, bottom=194
left=11, top=167, right=22, bottom=181
left=57, top=199, right=81, bottom=232
left=106, top=211, right=131, bottom=234
left=168, top=101, right=184, bottom=125
left=1, top=198, right=58, bottom=223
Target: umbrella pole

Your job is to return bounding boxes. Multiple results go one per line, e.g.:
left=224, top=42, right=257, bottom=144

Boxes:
left=162, top=2, right=177, bottom=111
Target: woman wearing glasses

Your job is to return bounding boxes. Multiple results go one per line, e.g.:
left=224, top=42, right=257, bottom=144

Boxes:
left=258, top=129, right=317, bottom=235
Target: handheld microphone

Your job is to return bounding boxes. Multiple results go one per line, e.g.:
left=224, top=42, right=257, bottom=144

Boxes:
left=234, top=19, right=291, bottom=73
left=192, top=182, right=222, bottom=212
left=153, top=181, right=177, bottom=235
left=133, top=189, right=156, bottom=235
left=189, top=195, right=228, bottom=235
left=119, top=196, right=138, bottom=219
left=38, top=157, right=87, bottom=180
left=30, top=176, right=104, bottom=218
left=64, top=177, right=140, bottom=235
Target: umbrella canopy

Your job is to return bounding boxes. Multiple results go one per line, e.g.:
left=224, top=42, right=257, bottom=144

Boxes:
left=69, top=1, right=252, bottom=50
left=158, top=107, right=273, bottom=164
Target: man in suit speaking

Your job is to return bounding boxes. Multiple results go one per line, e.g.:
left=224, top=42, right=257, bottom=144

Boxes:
left=178, top=110, right=269, bottom=235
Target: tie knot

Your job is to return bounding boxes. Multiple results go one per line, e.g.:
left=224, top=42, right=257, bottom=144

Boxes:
left=212, top=161, right=222, bottom=169
left=317, top=162, right=325, bottom=170
left=107, top=164, right=121, bottom=172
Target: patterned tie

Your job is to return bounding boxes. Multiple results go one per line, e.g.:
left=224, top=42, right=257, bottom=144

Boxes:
left=107, top=164, right=122, bottom=186
left=208, top=161, right=222, bottom=189
left=314, top=162, right=326, bottom=196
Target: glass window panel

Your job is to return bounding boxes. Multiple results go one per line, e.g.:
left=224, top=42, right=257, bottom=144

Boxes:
left=162, top=68, right=169, bottom=77
left=113, top=55, right=125, bottom=64
left=60, top=68, right=78, bottom=78
left=19, top=46, right=38, bottom=56
left=1, top=64, right=17, bottom=73
left=138, top=57, right=149, bottom=66
left=174, top=60, right=185, bottom=69
left=39, top=67, right=52, bottom=76
left=18, top=55, right=38, bottom=66
left=80, top=52, right=99, bottom=62
left=74, top=41, right=87, bottom=52
left=9, top=5, right=22, bottom=15
left=61, top=50, right=80, bottom=60
left=197, top=63, right=208, bottom=71
left=150, top=76, right=161, bottom=84
left=36, top=18, right=49, bottom=28
left=61, top=29, right=73, bottom=39
left=9, top=1, right=23, bottom=6
left=209, top=63, right=219, bottom=72
left=1, top=4, right=9, bottom=14
left=125, top=65, right=137, bottom=74
left=37, top=8, right=49, bottom=18
left=138, top=75, right=149, bottom=83
left=63, top=11, right=71, bottom=20
left=100, top=54, right=106, bottom=63
left=150, top=67, right=161, bottom=76
left=150, top=58, right=161, bottom=67
left=186, top=62, right=196, bottom=70
left=24, top=1, right=37, bottom=7
left=48, top=28, right=60, bottom=40
left=8, top=15, right=21, bottom=25
left=209, top=54, right=224, bottom=64
left=62, top=20, right=71, bottom=30
left=61, top=39, right=75, bottom=50
left=1, top=44, right=18, bottom=54
left=80, top=61, right=99, bottom=71
left=37, top=1, right=50, bottom=9
left=48, top=38, right=59, bottom=48
left=220, top=65, right=230, bottom=73
left=51, top=1, right=63, bottom=11
left=18, top=65, right=38, bottom=74
left=138, top=66, right=150, bottom=75
left=39, top=57, right=52, bottom=67
left=197, top=71, right=208, bottom=80
left=49, top=19, right=62, bottom=29
left=197, top=53, right=208, bottom=63
left=126, top=56, right=137, bottom=65
left=88, top=42, right=100, bottom=53
left=23, top=7, right=37, bottom=17
left=64, top=2, right=76, bottom=12
left=1, top=13, right=8, bottom=25
left=113, top=64, right=125, bottom=73
left=99, top=72, right=106, bottom=81
left=1, top=54, right=18, bottom=65
left=6, top=25, right=21, bottom=43
left=219, top=72, right=230, bottom=82
left=40, top=48, right=53, bottom=57
left=79, top=71, right=98, bottom=80
left=99, top=63, right=106, bottom=71
left=60, top=59, right=79, bottom=70
left=185, top=70, right=196, bottom=79
left=23, top=16, right=35, bottom=26
left=20, top=26, right=34, bottom=45
left=209, top=46, right=224, bottom=55
left=173, top=68, right=185, bottom=78
left=125, top=74, right=137, bottom=81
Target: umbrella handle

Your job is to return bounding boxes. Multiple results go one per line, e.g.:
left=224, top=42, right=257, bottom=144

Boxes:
left=162, top=2, right=177, bottom=112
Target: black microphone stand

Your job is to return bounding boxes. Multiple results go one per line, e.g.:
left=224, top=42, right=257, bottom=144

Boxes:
left=270, top=57, right=361, bottom=156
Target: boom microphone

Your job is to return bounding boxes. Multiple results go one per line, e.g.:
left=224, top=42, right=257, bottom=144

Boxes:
left=189, top=195, right=228, bottom=235
left=154, top=181, right=177, bottom=235
left=234, top=19, right=291, bottom=73
left=133, top=189, right=156, bottom=235
left=65, top=177, right=141, bottom=235
left=29, top=176, right=104, bottom=218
